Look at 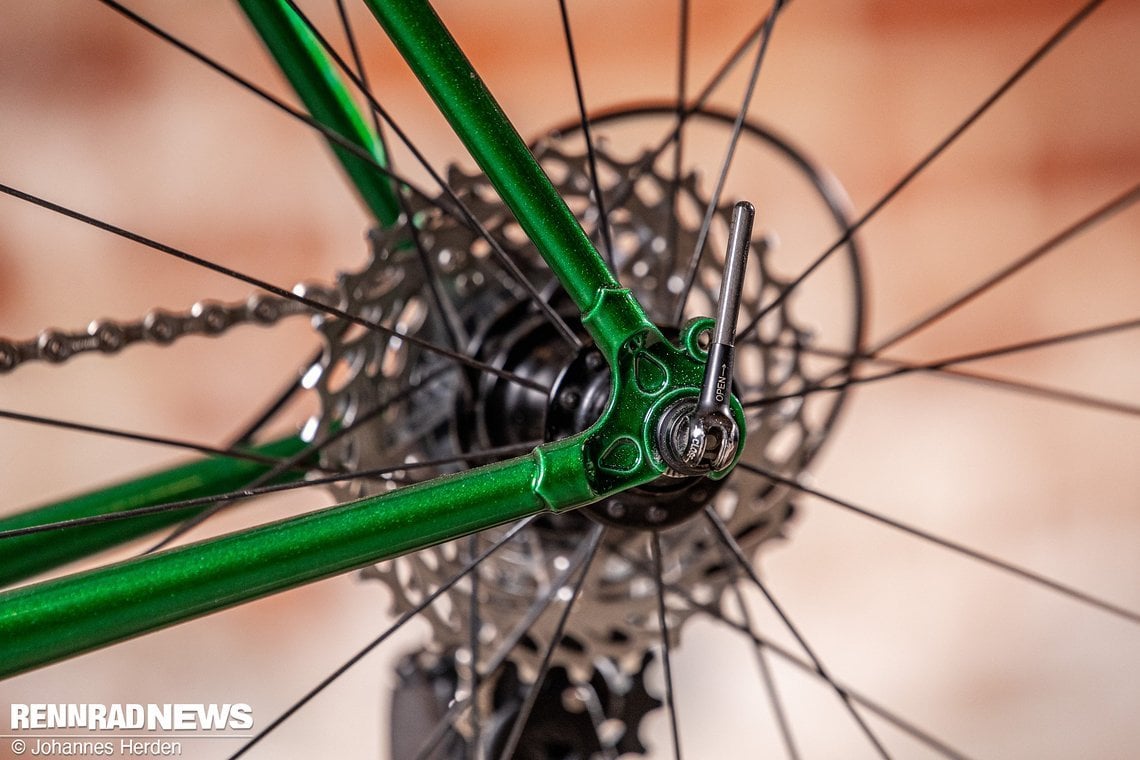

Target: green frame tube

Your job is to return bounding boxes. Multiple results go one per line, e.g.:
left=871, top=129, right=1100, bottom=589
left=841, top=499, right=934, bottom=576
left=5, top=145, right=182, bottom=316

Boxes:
left=363, top=0, right=658, bottom=360
left=0, top=436, right=308, bottom=587
left=0, top=438, right=594, bottom=676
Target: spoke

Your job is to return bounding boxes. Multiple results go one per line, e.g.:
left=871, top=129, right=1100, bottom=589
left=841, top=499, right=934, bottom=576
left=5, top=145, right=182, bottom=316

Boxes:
left=467, top=534, right=482, bottom=758
left=729, top=581, right=800, bottom=760
left=870, top=182, right=1140, bottom=354
left=0, top=182, right=548, bottom=394
left=102, top=0, right=566, bottom=354
left=278, top=0, right=584, bottom=351
left=704, top=508, right=892, bottom=759
left=574, top=682, right=621, bottom=760
left=227, top=515, right=538, bottom=760
left=412, top=528, right=605, bottom=758
left=408, top=213, right=471, bottom=349
left=333, top=0, right=384, bottom=139
left=95, top=0, right=440, bottom=211
left=481, top=522, right=601, bottom=677
left=497, top=523, right=604, bottom=760
left=605, top=4, right=784, bottom=218
left=739, top=0, right=1108, bottom=337
left=620, top=549, right=974, bottom=760
left=739, top=462, right=1140, bottom=626
left=651, top=531, right=684, bottom=760
left=0, top=408, right=304, bottom=471
left=340, top=0, right=471, bottom=350
left=674, top=0, right=690, bottom=136
left=143, top=364, right=458, bottom=551
left=704, top=600, right=976, bottom=760
left=672, top=0, right=786, bottom=325
left=755, top=339, right=1140, bottom=419
left=411, top=699, right=464, bottom=760
left=557, top=0, right=614, bottom=270
left=0, top=439, right=538, bottom=542
left=927, top=365, right=1140, bottom=418
left=330, top=0, right=468, bottom=352
left=665, top=0, right=691, bottom=286
left=329, top=0, right=471, bottom=354
left=743, top=317, right=1140, bottom=409
left=228, top=347, right=324, bottom=447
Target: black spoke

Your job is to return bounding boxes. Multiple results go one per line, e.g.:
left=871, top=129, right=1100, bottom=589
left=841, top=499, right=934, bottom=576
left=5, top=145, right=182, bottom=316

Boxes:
left=227, top=515, right=538, bottom=760
left=711, top=604, right=976, bottom=760
left=0, top=408, right=304, bottom=471
left=99, top=0, right=574, bottom=352
left=743, top=317, right=1140, bottom=409
left=411, top=207, right=472, bottom=349
left=665, top=0, right=691, bottom=288
left=228, top=347, right=324, bottom=448
left=480, top=523, right=602, bottom=676
left=665, top=0, right=688, bottom=296
left=672, top=0, right=785, bottom=325
left=575, top=682, right=621, bottom=760
left=704, top=508, right=891, bottom=759
left=411, top=699, right=465, bottom=760
left=333, top=0, right=384, bottom=140
left=626, top=551, right=974, bottom=760
left=329, top=0, right=472, bottom=355
left=760, top=340, right=1140, bottom=419
left=411, top=524, right=605, bottom=759
left=278, top=0, right=584, bottom=352
left=729, top=581, right=800, bottom=760
left=467, top=534, right=482, bottom=758
left=95, top=0, right=440, bottom=211
left=927, top=365, right=1140, bottom=418
left=0, top=182, right=548, bottom=394
left=738, top=0, right=1108, bottom=337
left=651, top=531, right=684, bottom=760
left=607, top=5, right=784, bottom=217
left=871, top=182, right=1140, bottom=354
left=579, top=529, right=973, bottom=758
left=497, top=523, right=604, bottom=760
left=329, top=0, right=469, bottom=351
left=739, top=462, right=1140, bottom=626
left=143, top=364, right=458, bottom=551
left=0, top=438, right=537, bottom=542
left=557, top=0, right=614, bottom=270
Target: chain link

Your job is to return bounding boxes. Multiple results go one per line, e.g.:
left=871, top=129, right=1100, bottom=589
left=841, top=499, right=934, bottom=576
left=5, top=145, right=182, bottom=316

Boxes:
left=0, top=284, right=338, bottom=373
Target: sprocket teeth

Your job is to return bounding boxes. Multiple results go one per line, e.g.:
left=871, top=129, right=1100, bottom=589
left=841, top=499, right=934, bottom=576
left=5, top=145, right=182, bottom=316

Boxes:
left=315, top=120, right=854, bottom=685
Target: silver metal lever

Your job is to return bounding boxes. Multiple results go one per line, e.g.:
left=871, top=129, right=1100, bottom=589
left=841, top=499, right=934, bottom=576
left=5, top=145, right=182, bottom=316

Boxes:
left=698, top=200, right=754, bottom=417
left=658, top=200, right=753, bottom=477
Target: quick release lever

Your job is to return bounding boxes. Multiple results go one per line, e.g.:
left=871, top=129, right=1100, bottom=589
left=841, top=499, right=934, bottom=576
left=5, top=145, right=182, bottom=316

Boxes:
left=698, top=200, right=753, bottom=418
left=657, top=200, right=753, bottom=477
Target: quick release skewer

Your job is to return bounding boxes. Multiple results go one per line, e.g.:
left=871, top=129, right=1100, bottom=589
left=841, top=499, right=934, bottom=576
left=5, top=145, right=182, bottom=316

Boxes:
left=657, top=200, right=754, bottom=476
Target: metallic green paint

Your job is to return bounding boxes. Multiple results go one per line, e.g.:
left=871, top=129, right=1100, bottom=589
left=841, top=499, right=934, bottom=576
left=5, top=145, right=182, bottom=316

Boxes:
left=0, top=436, right=309, bottom=587
left=0, top=445, right=556, bottom=677
left=362, top=0, right=655, bottom=357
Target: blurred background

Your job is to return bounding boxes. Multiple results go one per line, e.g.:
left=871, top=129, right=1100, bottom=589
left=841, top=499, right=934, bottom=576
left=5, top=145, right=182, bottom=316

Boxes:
left=2, top=1, right=1139, bottom=758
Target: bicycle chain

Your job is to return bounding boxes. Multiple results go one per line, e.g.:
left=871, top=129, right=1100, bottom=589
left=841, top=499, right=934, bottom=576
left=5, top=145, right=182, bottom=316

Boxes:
left=0, top=285, right=337, bottom=373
